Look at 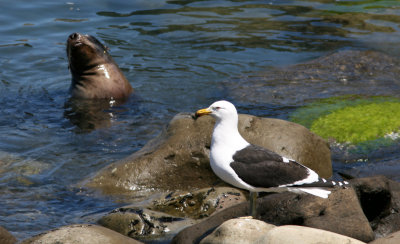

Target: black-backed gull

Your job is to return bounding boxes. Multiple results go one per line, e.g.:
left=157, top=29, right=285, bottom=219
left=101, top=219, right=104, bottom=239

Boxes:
left=195, top=100, right=349, bottom=217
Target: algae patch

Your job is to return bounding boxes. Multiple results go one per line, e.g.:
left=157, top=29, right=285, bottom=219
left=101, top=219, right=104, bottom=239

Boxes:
left=290, top=96, right=400, bottom=144
left=311, top=102, right=400, bottom=144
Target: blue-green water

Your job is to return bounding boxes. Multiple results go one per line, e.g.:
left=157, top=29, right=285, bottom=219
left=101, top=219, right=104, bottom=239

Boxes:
left=2, top=0, right=400, bottom=241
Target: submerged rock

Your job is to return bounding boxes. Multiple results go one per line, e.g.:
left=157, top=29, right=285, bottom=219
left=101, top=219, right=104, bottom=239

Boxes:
left=21, top=224, right=143, bottom=244
left=86, top=113, right=331, bottom=200
left=227, top=50, right=400, bottom=107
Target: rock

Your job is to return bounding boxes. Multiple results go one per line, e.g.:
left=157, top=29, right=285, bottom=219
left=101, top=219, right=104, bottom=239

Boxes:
left=257, top=188, right=374, bottom=242
left=172, top=187, right=374, bottom=243
left=199, top=218, right=275, bottom=244
left=97, top=187, right=246, bottom=242
left=98, top=207, right=198, bottom=242
left=351, top=175, right=400, bottom=239
left=227, top=50, right=400, bottom=107
left=369, top=230, right=400, bottom=244
left=255, top=225, right=366, bottom=244
left=0, top=226, right=16, bottom=244
left=21, top=224, right=142, bottom=244
left=86, top=113, right=331, bottom=200
left=149, top=187, right=246, bottom=219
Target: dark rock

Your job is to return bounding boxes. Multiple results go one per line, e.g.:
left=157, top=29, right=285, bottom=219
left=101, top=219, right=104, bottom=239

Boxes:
left=21, top=224, right=143, bottom=244
left=351, top=175, right=400, bottom=239
left=0, top=226, right=16, bottom=244
left=86, top=113, right=331, bottom=200
left=172, top=187, right=374, bottom=243
left=257, top=188, right=373, bottom=242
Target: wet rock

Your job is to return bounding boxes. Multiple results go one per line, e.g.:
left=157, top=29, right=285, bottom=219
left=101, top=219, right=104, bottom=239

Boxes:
left=227, top=50, right=400, bottom=106
left=172, top=187, right=374, bottom=243
left=0, top=226, right=16, bottom=244
left=199, top=218, right=275, bottom=244
left=369, top=230, right=400, bottom=244
left=351, top=175, right=400, bottom=239
left=21, top=224, right=142, bottom=244
left=255, top=225, right=366, bottom=244
left=98, top=187, right=245, bottom=242
left=150, top=187, right=246, bottom=219
left=86, top=113, right=331, bottom=199
left=98, top=207, right=197, bottom=242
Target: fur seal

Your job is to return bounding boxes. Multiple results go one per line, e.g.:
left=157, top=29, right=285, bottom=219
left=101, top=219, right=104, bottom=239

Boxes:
left=66, top=32, right=133, bottom=99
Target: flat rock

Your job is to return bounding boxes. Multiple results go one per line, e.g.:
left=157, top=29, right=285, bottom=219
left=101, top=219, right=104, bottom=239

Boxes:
left=86, top=113, right=331, bottom=200
left=256, top=225, right=366, bottom=244
left=199, top=218, right=275, bottom=244
left=21, top=224, right=142, bottom=244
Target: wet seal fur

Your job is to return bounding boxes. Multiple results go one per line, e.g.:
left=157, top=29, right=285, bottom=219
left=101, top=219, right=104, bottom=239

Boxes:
left=66, top=32, right=133, bottom=99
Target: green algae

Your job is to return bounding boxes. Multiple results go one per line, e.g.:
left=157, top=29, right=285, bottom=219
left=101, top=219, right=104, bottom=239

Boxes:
left=311, top=102, right=400, bottom=144
left=290, top=96, right=400, bottom=144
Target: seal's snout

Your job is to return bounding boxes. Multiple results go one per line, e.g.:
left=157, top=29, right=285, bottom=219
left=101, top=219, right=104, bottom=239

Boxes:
left=69, top=32, right=81, bottom=40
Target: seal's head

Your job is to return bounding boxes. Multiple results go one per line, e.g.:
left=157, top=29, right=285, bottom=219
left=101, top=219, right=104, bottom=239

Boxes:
left=67, top=33, right=110, bottom=75
left=66, top=33, right=133, bottom=99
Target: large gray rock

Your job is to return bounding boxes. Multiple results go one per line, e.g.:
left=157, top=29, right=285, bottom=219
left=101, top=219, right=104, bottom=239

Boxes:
left=172, top=186, right=374, bottom=243
left=21, top=224, right=142, bottom=244
left=256, top=225, right=366, bottom=244
left=199, top=218, right=275, bottom=244
left=86, top=113, right=331, bottom=199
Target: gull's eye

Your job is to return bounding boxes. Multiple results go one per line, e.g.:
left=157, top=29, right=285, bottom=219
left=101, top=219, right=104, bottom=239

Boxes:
left=215, top=106, right=221, bottom=110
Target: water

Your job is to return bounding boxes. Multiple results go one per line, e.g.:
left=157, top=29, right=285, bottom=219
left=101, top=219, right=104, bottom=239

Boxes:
left=1, top=0, right=400, bottom=241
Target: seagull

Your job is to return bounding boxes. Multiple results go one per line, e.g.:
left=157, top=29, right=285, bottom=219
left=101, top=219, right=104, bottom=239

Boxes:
left=195, top=100, right=349, bottom=217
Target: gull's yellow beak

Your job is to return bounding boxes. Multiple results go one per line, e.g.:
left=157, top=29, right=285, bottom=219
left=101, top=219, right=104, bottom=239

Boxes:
left=195, top=108, right=212, bottom=118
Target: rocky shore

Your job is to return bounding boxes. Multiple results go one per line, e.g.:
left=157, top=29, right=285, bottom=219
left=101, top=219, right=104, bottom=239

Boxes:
left=9, top=50, right=400, bottom=243
left=13, top=112, right=400, bottom=244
